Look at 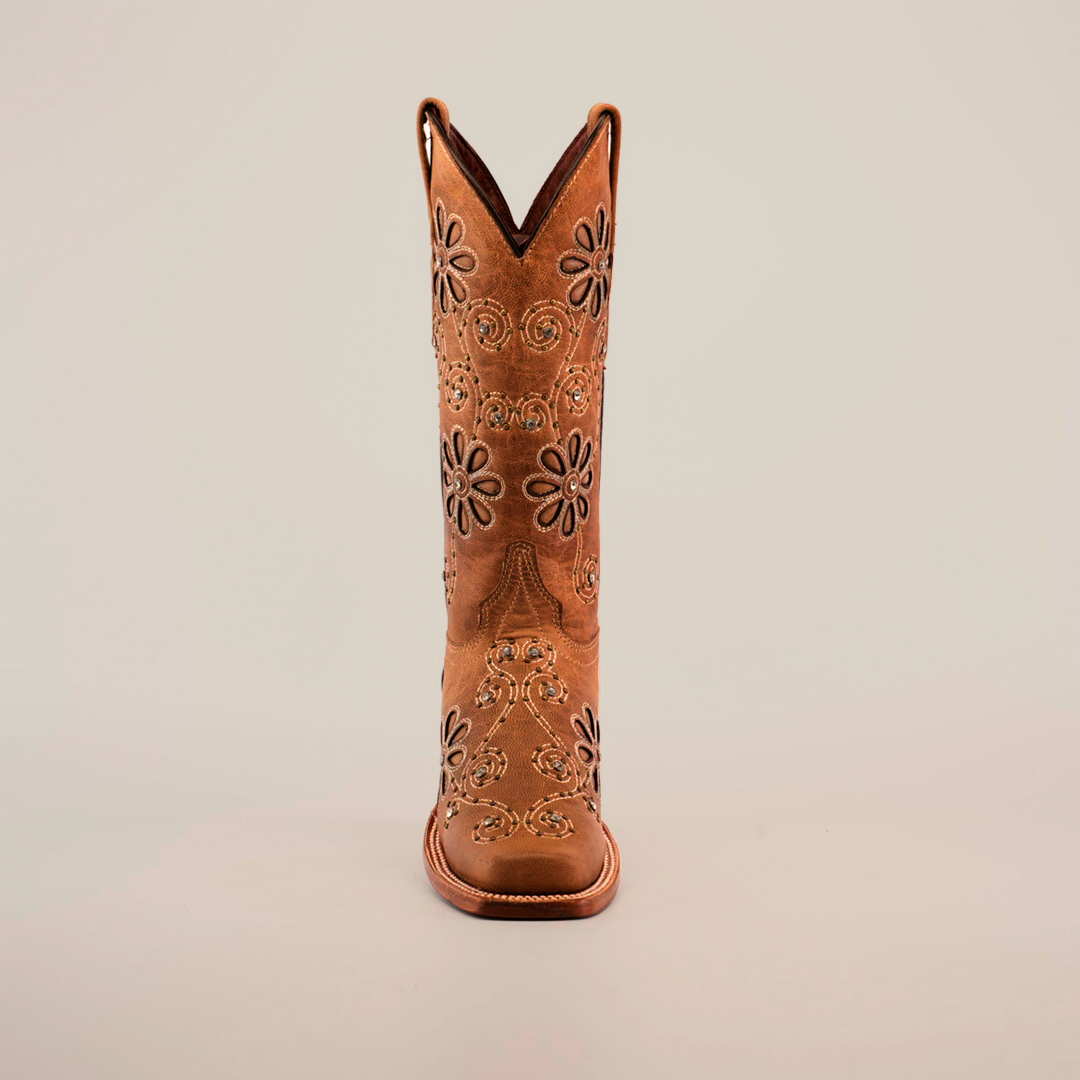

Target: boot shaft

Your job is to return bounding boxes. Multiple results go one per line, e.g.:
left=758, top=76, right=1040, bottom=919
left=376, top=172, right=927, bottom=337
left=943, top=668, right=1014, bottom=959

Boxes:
left=419, top=98, right=620, bottom=645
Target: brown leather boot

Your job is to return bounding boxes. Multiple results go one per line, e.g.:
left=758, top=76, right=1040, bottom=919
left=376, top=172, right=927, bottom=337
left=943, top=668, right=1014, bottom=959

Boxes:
left=416, top=98, right=623, bottom=918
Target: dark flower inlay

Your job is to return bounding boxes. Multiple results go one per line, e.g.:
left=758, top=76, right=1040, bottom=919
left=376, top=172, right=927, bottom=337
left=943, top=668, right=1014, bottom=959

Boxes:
left=573, top=704, right=601, bottom=798
left=439, top=708, right=470, bottom=798
left=442, top=426, right=503, bottom=537
left=523, top=429, right=594, bottom=539
left=432, top=200, right=477, bottom=316
left=558, top=204, right=611, bottom=320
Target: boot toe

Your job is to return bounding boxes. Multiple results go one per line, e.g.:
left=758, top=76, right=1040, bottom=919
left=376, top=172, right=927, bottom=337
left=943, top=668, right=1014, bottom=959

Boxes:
left=444, top=823, right=606, bottom=896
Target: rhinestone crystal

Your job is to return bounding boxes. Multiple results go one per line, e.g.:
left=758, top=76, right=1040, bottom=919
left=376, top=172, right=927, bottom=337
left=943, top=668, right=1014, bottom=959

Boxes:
left=481, top=690, right=493, bottom=703
left=483, top=816, right=494, bottom=827
left=453, top=387, right=463, bottom=400
left=501, top=646, right=513, bottom=658
left=528, top=647, right=541, bottom=659
left=525, top=418, right=537, bottom=430
left=545, top=685, right=557, bottom=698
left=572, top=388, right=582, bottom=402
left=478, top=321, right=489, bottom=335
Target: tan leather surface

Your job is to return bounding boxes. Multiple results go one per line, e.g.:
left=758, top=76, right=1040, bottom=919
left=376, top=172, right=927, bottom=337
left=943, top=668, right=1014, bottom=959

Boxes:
left=418, top=98, right=621, bottom=897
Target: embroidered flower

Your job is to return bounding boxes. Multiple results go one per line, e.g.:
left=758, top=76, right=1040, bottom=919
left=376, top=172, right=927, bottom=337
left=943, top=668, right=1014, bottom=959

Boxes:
left=439, top=708, right=470, bottom=798
left=558, top=204, right=611, bottom=320
left=432, top=199, right=477, bottom=316
left=523, top=428, right=594, bottom=538
left=442, top=426, right=502, bottom=537
left=572, top=705, right=601, bottom=798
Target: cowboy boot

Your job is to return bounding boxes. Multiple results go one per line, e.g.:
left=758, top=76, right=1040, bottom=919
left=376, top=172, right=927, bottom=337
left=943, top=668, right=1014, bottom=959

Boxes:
left=417, top=98, right=622, bottom=918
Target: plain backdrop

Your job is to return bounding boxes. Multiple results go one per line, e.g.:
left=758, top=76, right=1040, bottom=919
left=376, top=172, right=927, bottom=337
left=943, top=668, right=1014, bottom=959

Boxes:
left=1, top=2, right=1077, bottom=1078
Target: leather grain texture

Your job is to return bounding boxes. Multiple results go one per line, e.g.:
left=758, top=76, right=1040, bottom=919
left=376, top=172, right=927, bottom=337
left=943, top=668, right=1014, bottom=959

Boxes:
left=417, top=98, right=621, bottom=915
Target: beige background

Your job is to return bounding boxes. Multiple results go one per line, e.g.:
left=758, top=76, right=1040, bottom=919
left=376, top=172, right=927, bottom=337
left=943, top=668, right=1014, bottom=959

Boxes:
left=1, top=2, right=1077, bottom=1078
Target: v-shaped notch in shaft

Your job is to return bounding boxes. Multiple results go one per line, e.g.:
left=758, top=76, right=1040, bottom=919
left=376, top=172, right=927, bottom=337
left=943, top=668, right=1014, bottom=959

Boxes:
left=422, top=104, right=614, bottom=260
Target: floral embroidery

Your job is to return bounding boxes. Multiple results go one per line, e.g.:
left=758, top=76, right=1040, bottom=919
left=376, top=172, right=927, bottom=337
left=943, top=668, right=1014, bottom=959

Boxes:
left=532, top=743, right=576, bottom=784
left=575, top=548, right=598, bottom=604
left=473, top=803, right=519, bottom=843
left=439, top=708, right=470, bottom=798
left=523, top=429, right=594, bottom=538
left=467, top=746, right=507, bottom=789
left=558, top=204, right=610, bottom=320
left=534, top=807, right=574, bottom=838
left=572, top=705, right=601, bottom=798
left=442, top=426, right=503, bottom=537
left=432, top=200, right=476, bottom=316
